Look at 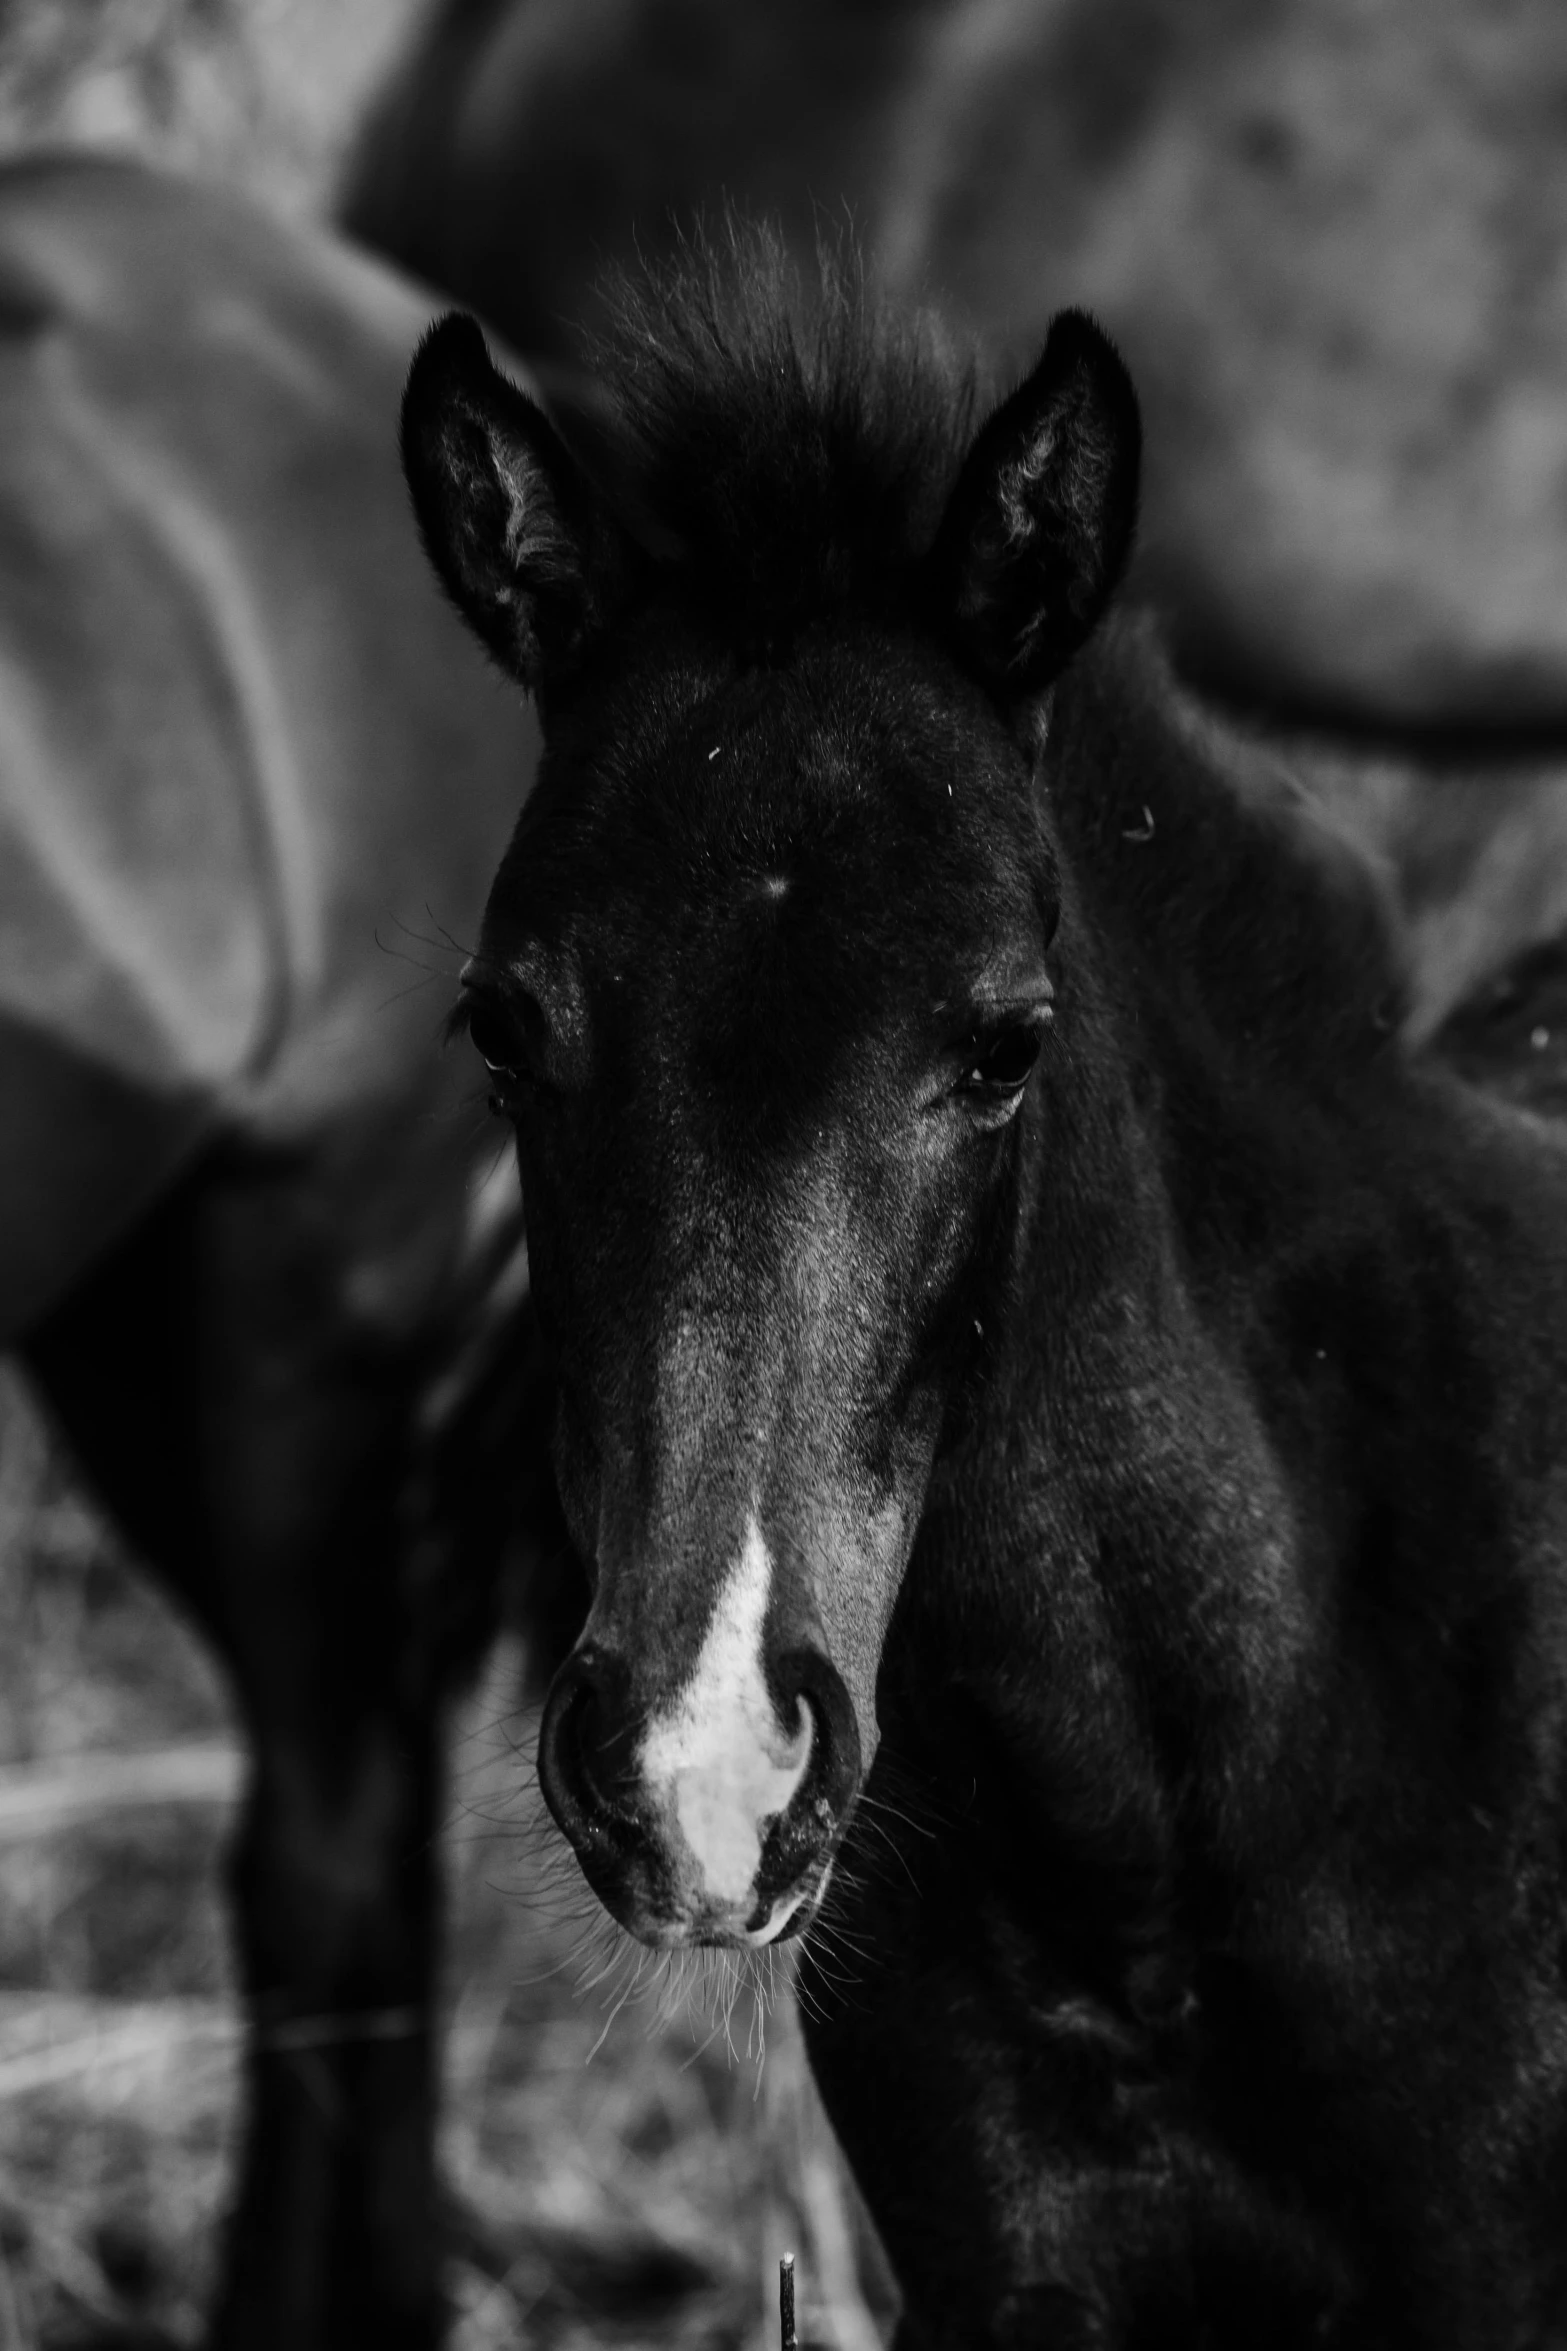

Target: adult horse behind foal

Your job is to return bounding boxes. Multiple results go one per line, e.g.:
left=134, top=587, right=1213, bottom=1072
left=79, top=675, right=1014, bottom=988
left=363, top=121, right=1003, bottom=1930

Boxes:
left=405, top=243, right=1567, bottom=2344
left=0, top=157, right=549, bottom=2347
left=354, top=0, right=1567, bottom=733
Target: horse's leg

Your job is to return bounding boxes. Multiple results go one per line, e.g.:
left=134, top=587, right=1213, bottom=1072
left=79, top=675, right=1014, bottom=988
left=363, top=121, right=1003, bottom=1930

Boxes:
left=24, top=1137, right=529, bottom=2349
left=216, top=1599, right=447, bottom=2350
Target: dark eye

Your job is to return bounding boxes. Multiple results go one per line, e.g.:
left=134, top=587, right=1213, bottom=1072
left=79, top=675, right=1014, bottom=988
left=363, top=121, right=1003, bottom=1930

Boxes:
left=971, top=1028, right=1041, bottom=1090
left=462, top=997, right=549, bottom=1114
left=960, top=1022, right=1044, bottom=1098
left=466, top=1000, right=521, bottom=1076
left=950, top=1013, right=1049, bottom=1131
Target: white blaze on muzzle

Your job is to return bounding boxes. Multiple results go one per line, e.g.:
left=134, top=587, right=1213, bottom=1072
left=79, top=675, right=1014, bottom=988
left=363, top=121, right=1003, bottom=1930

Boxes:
left=637, top=1514, right=813, bottom=1911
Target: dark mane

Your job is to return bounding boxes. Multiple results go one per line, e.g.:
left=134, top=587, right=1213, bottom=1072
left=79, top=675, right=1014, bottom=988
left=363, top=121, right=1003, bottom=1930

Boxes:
left=1051, top=623, right=1411, bottom=1078
left=583, top=222, right=976, bottom=638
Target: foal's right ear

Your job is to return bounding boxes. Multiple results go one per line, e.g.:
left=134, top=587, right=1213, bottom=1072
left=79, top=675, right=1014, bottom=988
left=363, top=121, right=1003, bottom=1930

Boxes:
left=929, top=310, right=1141, bottom=698
left=401, top=314, right=635, bottom=696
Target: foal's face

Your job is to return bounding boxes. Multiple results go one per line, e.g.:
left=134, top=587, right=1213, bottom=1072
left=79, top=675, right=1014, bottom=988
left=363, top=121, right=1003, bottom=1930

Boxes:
left=400, top=275, right=1138, bottom=1945
left=473, top=629, right=1055, bottom=1942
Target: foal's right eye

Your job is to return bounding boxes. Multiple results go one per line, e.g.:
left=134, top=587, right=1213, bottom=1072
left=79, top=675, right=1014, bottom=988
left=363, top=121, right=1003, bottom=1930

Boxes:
left=459, top=977, right=580, bottom=1107
left=466, top=1001, right=520, bottom=1075
left=463, top=1000, right=549, bottom=1110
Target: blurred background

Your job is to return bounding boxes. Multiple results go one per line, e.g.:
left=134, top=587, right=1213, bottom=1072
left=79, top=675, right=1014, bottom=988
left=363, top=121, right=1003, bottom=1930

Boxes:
left=0, top=0, right=1563, bottom=2344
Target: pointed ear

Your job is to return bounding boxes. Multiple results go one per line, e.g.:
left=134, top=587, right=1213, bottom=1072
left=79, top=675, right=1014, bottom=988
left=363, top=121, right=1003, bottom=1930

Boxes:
left=929, top=310, right=1140, bottom=697
left=400, top=313, right=637, bottom=696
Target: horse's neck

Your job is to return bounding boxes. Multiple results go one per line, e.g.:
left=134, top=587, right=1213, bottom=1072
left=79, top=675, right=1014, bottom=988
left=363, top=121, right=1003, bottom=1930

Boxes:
left=906, top=633, right=1556, bottom=1865
left=1043, top=625, right=1406, bottom=1106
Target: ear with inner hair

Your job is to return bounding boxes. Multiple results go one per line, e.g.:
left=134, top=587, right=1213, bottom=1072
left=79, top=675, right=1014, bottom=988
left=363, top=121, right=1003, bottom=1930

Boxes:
left=401, top=296, right=1140, bottom=709
left=400, top=313, right=637, bottom=695
left=929, top=308, right=1141, bottom=698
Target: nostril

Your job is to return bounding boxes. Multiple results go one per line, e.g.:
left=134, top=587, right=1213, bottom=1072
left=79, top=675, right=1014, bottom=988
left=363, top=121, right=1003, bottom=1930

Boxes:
left=772, top=1648, right=862, bottom=1829
left=788, top=1686, right=814, bottom=1764
left=574, top=1683, right=638, bottom=1813
left=560, top=1677, right=598, bottom=1794
left=755, top=1654, right=860, bottom=1921
left=538, top=1647, right=640, bottom=1849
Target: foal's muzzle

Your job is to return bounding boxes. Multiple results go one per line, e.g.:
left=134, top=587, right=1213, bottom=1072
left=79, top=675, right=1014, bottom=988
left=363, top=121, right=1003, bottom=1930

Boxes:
left=538, top=1639, right=861, bottom=1945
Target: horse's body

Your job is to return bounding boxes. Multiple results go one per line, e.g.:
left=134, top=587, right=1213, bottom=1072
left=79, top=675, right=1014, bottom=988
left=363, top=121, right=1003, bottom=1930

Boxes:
left=0, top=155, right=548, bottom=2347
left=405, top=246, right=1567, bottom=2344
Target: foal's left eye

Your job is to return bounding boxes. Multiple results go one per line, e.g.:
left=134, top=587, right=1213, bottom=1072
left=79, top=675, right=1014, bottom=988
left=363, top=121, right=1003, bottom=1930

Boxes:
left=956, top=1020, right=1046, bottom=1120
left=966, top=1026, right=1042, bottom=1090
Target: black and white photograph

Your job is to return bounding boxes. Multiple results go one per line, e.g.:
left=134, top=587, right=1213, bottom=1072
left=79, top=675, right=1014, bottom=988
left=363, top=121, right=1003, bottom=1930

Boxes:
left=0, top=3, right=1565, bottom=2345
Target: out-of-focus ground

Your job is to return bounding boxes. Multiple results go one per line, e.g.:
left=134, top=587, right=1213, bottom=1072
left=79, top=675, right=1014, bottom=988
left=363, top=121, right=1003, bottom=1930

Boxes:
left=0, top=1363, right=896, bottom=2350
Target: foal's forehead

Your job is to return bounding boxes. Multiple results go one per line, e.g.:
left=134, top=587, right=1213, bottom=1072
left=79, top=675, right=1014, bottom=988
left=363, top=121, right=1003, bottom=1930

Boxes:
left=482, top=626, right=1056, bottom=1092
left=567, top=625, right=1047, bottom=909
left=655, top=631, right=1017, bottom=804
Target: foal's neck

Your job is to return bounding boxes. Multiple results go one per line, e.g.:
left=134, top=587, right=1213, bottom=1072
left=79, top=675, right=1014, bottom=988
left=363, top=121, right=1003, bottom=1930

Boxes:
left=1043, top=620, right=1405, bottom=1117
left=912, top=625, right=1549, bottom=1862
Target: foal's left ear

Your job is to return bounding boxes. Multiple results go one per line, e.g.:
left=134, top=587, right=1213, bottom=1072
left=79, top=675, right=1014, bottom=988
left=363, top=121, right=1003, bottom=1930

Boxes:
left=401, top=313, right=636, bottom=698
left=930, top=310, right=1140, bottom=697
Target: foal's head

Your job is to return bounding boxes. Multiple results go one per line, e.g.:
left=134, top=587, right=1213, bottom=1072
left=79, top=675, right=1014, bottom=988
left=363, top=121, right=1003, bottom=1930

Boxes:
left=403, top=243, right=1139, bottom=1947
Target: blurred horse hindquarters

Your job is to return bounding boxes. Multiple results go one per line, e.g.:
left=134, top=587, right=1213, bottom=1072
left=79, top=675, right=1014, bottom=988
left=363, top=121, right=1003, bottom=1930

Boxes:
left=0, top=153, right=550, bottom=2349
left=346, top=0, right=1567, bottom=735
